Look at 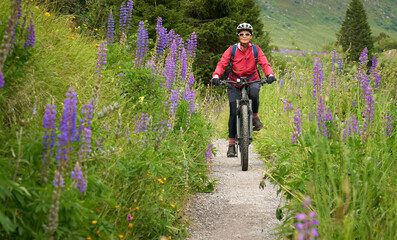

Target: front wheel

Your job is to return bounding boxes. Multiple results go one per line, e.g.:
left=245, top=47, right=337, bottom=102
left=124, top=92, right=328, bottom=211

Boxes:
left=240, top=104, right=249, bottom=171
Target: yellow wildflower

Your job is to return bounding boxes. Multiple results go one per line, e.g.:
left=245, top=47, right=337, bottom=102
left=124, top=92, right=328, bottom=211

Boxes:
left=83, top=24, right=87, bottom=26
left=94, top=28, right=98, bottom=31
left=168, top=237, right=172, bottom=240
left=171, top=204, right=175, bottom=208
left=35, top=6, right=39, bottom=10
left=115, top=205, right=119, bottom=209
left=119, top=234, right=124, bottom=239
left=163, top=177, right=166, bottom=181
left=92, top=220, right=97, bottom=224
left=135, top=207, right=140, bottom=211
left=45, top=12, right=51, bottom=17
left=96, top=230, right=100, bottom=235
left=87, top=237, right=91, bottom=240
left=128, top=223, right=133, bottom=228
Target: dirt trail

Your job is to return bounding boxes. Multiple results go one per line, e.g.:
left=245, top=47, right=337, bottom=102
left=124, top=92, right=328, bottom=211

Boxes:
left=186, top=139, right=280, bottom=240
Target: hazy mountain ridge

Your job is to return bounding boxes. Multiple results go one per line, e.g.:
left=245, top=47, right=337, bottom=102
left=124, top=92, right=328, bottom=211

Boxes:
left=256, top=0, right=397, bottom=50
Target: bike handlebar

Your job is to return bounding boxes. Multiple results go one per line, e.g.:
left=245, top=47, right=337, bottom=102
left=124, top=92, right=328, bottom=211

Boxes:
left=219, top=77, right=272, bottom=87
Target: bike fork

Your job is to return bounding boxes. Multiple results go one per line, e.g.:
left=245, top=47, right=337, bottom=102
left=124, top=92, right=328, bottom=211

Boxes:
left=236, top=99, right=253, bottom=145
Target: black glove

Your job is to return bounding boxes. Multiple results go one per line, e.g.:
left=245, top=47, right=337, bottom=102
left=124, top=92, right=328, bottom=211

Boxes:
left=212, top=77, right=220, bottom=86
left=267, top=75, right=276, bottom=84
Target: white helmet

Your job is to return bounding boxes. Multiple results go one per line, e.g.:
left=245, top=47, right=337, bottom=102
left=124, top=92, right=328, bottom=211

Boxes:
left=236, top=23, right=253, bottom=36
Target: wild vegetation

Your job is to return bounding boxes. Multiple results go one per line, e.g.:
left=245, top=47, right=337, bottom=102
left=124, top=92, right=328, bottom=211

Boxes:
left=252, top=47, right=396, bottom=239
left=0, top=1, right=221, bottom=239
left=1, top=0, right=396, bottom=239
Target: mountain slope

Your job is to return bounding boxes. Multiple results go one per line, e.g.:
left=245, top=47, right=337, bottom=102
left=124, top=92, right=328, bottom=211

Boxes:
left=257, top=0, right=397, bottom=50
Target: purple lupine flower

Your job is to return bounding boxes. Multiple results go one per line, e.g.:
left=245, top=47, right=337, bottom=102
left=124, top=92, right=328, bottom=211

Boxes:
left=71, top=162, right=86, bottom=192
left=283, top=99, right=293, bottom=113
left=183, top=87, right=195, bottom=114
left=338, top=57, right=343, bottom=74
left=24, top=13, right=35, bottom=49
left=107, top=12, right=115, bottom=45
left=360, top=73, right=370, bottom=100
left=385, top=111, right=392, bottom=137
left=53, top=171, right=65, bottom=188
left=359, top=47, right=368, bottom=68
left=363, top=86, right=375, bottom=131
left=135, top=21, right=149, bottom=68
left=316, top=97, right=327, bottom=137
left=0, top=71, right=4, bottom=89
left=180, top=47, right=187, bottom=81
left=164, top=47, right=177, bottom=89
left=78, top=104, right=93, bottom=159
left=169, top=89, right=179, bottom=115
left=156, top=27, right=166, bottom=58
left=205, top=143, right=214, bottom=162
left=156, top=17, right=163, bottom=35
left=351, top=115, right=360, bottom=136
left=295, top=196, right=319, bottom=240
left=59, top=88, right=78, bottom=143
left=186, top=32, right=197, bottom=58
left=96, top=43, right=107, bottom=72
left=119, top=2, right=127, bottom=32
left=279, top=77, right=284, bottom=88
left=370, top=54, right=377, bottom=74
left=292, top=108, right=302, bottom=144
left=126, top=0, right=134, bottom=30
left=134, top=113, right=149, bottom=134
left=57, top=88, right=78, bottom=163
left=42, top=104, right=57, bottom=163
left=312, top=58, right=323, bottom=99
left=127, top=214, right=132, bottom=221
left=188, top=73, right=194, bottom=88
left=370, top=54, right=381, bottom=89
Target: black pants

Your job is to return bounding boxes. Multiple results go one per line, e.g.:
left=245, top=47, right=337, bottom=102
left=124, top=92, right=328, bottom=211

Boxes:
left=227, top=83, right=261, bottom=139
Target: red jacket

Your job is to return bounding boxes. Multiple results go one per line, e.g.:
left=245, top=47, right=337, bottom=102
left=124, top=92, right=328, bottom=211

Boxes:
left=212, top=43, right=274, bottom=81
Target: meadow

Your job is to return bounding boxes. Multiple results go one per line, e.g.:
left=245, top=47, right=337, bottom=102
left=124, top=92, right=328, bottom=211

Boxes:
left=1, top=0, right=396, bottom=240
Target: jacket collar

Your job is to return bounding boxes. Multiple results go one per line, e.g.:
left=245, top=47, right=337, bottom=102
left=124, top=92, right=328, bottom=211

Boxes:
left=237, top=42, right=252, bottom=50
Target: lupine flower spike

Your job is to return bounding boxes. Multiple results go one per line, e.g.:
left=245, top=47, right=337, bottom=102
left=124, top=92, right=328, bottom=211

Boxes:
left=295, top=196, right=319, bottom=240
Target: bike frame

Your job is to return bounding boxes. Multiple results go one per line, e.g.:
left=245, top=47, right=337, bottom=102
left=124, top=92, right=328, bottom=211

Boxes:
left=220, top=77, right=266, bottom=154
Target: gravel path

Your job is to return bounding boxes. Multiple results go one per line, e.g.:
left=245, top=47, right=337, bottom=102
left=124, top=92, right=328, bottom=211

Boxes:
left=186, top=139, right=280, bottom=240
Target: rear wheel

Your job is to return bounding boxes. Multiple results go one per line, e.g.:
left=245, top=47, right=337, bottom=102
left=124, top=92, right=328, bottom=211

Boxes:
left=240, top=104, right=249, bottom=171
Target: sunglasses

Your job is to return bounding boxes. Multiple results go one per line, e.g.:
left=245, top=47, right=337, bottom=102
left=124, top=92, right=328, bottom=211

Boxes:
left=238, top=33, right=251, bottom=37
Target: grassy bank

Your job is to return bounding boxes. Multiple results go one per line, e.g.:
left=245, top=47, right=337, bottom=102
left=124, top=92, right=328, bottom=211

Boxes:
left=254, top=49, right=396, bottom=239
left=0, top=1, right=220, bottom=239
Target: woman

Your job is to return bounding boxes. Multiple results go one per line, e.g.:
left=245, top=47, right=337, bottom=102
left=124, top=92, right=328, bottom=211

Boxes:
left=211, top=23, right=276, bottom=157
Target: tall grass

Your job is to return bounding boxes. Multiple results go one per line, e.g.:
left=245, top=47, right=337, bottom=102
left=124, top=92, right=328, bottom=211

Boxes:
left=255, top=49, right=396, bottom=239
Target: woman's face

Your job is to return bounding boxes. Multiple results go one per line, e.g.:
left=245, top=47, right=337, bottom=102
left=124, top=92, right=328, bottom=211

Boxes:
left=238, top=30, right=252, bottom=44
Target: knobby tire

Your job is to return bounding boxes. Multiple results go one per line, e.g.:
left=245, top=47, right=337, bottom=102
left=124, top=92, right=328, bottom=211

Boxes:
left=240, top=104, right=249, bottom=171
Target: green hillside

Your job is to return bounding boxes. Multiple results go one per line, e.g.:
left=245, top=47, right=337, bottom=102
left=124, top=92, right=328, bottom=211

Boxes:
left=257, top=0, right=397, bottom=51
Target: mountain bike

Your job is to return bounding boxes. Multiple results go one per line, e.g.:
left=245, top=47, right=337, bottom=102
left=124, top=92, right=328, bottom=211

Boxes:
left=220, top=77, right=272, bottom=171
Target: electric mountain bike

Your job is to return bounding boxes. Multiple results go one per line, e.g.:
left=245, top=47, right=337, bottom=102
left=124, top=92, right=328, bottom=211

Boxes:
left=220, top=77, right=272, bottom=171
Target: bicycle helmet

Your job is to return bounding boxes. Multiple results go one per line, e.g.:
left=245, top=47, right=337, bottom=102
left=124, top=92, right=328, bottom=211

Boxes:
left=236, top=23, right=253, bottom=36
